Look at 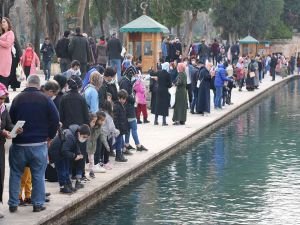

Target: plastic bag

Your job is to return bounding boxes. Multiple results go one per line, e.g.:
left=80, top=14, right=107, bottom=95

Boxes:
left=16, top=63, right=26, bottom=82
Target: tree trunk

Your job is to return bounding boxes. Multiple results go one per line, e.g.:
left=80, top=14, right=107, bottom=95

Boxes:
left=41, top=0, right=48, bottom=38
left=77, top=0, right=87, bottom=31
left=176, top=24, right=181, bottom=38
left=31, top=0, right=41, bottom=58
left=47, top=0, right=60, bottom=45
left=184, top=10, right=198, bottom=57
left=0, top=0, right=15, bottom=17
left=83, top=0, right=92, bottom=35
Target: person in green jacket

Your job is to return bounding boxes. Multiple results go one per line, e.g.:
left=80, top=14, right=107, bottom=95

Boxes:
left=173, top=63, right=188, bottom=125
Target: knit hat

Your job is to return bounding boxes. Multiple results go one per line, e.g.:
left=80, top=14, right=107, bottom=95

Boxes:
left=67, top=75, right=82, bottom=90
left=0, top=83, right=8, bottom=97
left=123, top=65, right=139, bottom=79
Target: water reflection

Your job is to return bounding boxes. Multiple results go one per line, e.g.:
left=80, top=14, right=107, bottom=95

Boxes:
left=72, top=80, right=300, bottom=225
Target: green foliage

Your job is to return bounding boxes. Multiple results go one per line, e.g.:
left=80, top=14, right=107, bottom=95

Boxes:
left=266, top=20, right=293, bottom=39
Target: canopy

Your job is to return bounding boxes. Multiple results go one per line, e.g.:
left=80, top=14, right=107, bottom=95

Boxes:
left=120, top=15, right=169, bottom=33
left=239, top=35, right=259, bottom=44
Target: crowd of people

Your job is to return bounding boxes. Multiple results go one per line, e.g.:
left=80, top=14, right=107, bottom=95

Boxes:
left=0, top=15, right=298, bottom=220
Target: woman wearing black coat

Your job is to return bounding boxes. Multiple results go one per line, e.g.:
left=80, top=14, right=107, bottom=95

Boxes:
left=196, top=63, right=212, bottom=115
left=9, top=38, right=22, bottom=91
left=151, top=62, right=172, bottom=126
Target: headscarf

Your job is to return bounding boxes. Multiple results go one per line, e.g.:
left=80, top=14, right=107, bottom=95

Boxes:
left=123, top=65, right=139, bottom=80
left=177, top=63, right=186, bottom=73
left=0, top=83, right=8, bottom=124
left=161, top=62, right=169, bottom=72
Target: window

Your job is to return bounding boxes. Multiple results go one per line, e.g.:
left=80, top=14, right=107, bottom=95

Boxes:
left=144, top=41, right=152, bottom=56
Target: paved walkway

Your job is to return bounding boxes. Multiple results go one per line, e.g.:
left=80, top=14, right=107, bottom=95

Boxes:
left=0, top=74, right=296, bottom=225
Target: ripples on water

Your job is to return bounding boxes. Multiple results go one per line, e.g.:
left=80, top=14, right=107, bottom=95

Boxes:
left=72, top=80, right=300, bottom=225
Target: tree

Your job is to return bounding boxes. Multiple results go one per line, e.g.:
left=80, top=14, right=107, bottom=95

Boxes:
left=77, top=0, right=87, bottom=31
left=47, top=0, right=60, bottom=44
left=0, top=0, right=15, bottom=17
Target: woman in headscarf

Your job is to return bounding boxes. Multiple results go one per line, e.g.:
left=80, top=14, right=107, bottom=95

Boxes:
left=0, top=83, right=15, bottom=218
left=150, top=62, right=172, bottom=125
left=236, top=57, right=245, bottom=91
left=172, top=63, right=187, bottom=125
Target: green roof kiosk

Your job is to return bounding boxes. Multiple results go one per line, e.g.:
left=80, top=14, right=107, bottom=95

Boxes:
left=120, top=12, right=169, bottom=72
left=239, top=35, right=259, bottom=57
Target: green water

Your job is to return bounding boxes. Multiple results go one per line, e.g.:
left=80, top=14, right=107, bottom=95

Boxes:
left=72, top=80, right=300, bottom=225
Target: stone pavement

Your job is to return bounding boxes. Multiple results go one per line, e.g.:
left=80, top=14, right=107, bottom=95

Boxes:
left=0, top=73, right=296, bottom=225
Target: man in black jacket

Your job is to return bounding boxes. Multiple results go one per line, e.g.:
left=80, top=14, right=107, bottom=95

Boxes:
left=56, top=30, right=71, bottom=73
left=68, top=27, right=90, bottom=78
left=270, top=53, right=278, bottom=81
left=107, top=33, right=122, bottom=81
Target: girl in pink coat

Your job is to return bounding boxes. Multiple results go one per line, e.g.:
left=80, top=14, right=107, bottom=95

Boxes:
left=20, top=43, right=40, bottom=79
left=0, top=17, right=15, bottom=87
left=133, top=76, right=149, bottom=124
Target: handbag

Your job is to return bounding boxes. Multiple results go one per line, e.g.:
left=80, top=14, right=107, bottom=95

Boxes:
left=16, top=63, right=26, bottom=82
left=249, top=72, right=255, bottom=78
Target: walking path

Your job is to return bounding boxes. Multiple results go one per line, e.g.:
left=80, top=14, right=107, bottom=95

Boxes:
left=1, top=74, right=297, bottom=225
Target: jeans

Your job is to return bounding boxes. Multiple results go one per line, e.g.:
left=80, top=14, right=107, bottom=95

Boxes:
left=125, top=120, right=140, bottom=146
left=43, top=60, right=51, bottom=80
left=109, top=59, right=121, bottom=81
left=60, top=58, right=71, bottom=73
left=258, top=70, right=263, bottom=81
left=8, top=143, right=47, bottom=207
left=115, top=135, right=124, bottom=156
left=55, top=158, right=70, bottom=186
left=214, top=86, right=223, bottom=109
left=191, top=88, right=198, bottom=113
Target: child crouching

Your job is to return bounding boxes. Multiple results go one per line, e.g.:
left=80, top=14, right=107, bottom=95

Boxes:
left=87, top=112, right=107, bottom=178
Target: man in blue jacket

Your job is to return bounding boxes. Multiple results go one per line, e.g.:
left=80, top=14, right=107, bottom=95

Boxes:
left=8, top=75, right=60, bottom=213
left=214, top=63, right=233, bottom=109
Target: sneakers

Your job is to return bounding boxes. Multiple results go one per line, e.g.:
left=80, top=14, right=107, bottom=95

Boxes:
left=136, top=145, right=148, bottom=151
left=33, top=205, right=46, bottom=212
left=67, top=183, right=77, bottom=193
left=60, top=185, right=73, bottom=194
left=92, top=164, right=106, bottom=173
left=125, top=144, right=135, bottom=150
left=103, top=163, right=112, bottom=170
left=89, top=171, right=95, bottom=178
left=115, top=154, right=128, bottom=162
left=109, top=150, right=116, bottom=157
left=123, top=149, right=133, bottom=155
left=75, top=180, right=84, bottom=190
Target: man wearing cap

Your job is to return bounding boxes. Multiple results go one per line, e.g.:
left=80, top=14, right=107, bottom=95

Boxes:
left=107, top=33, right=122, bottom=81
left=55, top=30, right=71, bottom=73
left=8, top=75, right=60, bottom=213
left=198, top=39, right=209, bottom=64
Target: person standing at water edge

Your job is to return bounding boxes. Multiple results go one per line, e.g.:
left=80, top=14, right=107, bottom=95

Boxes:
left=8, top=75, right=60, bottom=213
left=40, top=37, right=55, bottom=81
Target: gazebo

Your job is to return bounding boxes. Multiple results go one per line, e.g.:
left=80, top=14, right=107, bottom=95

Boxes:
left=239, top=35, right=259, bottom=57
left=120, top=14, right=169, bottom=72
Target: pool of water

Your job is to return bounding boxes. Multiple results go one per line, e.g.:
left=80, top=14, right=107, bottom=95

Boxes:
left=72, top=79, right=300, bottom=225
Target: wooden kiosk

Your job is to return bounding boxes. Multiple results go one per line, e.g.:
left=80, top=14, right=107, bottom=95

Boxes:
left=239, top=35, right=259, bottom=57
left=120, top=14, right=169, bottom=72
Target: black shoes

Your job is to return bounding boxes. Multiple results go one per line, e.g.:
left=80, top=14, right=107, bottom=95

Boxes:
left=137, top=120, right=142, bottom=124
left=115, top=155, right=128, bottom=162
left=143, top=119, right=150, bottom=123
left=162, top=123, right=168, bottom=126
left=125, top=144, right=135, bottom=150
left=75, top=180, right=84, bottom=190
left=9, top=206, right=17, bottom=213
left=89, top=171, right=95, bottom=178
left=154, top=121, right=159, bottom=125
left=136, top=145, right=148, bottom=151
left=33, top=205, right=46, bottom=212
left=60, top=185, right=73, bottom=194
left=45, top=193, right=51, bottom=197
